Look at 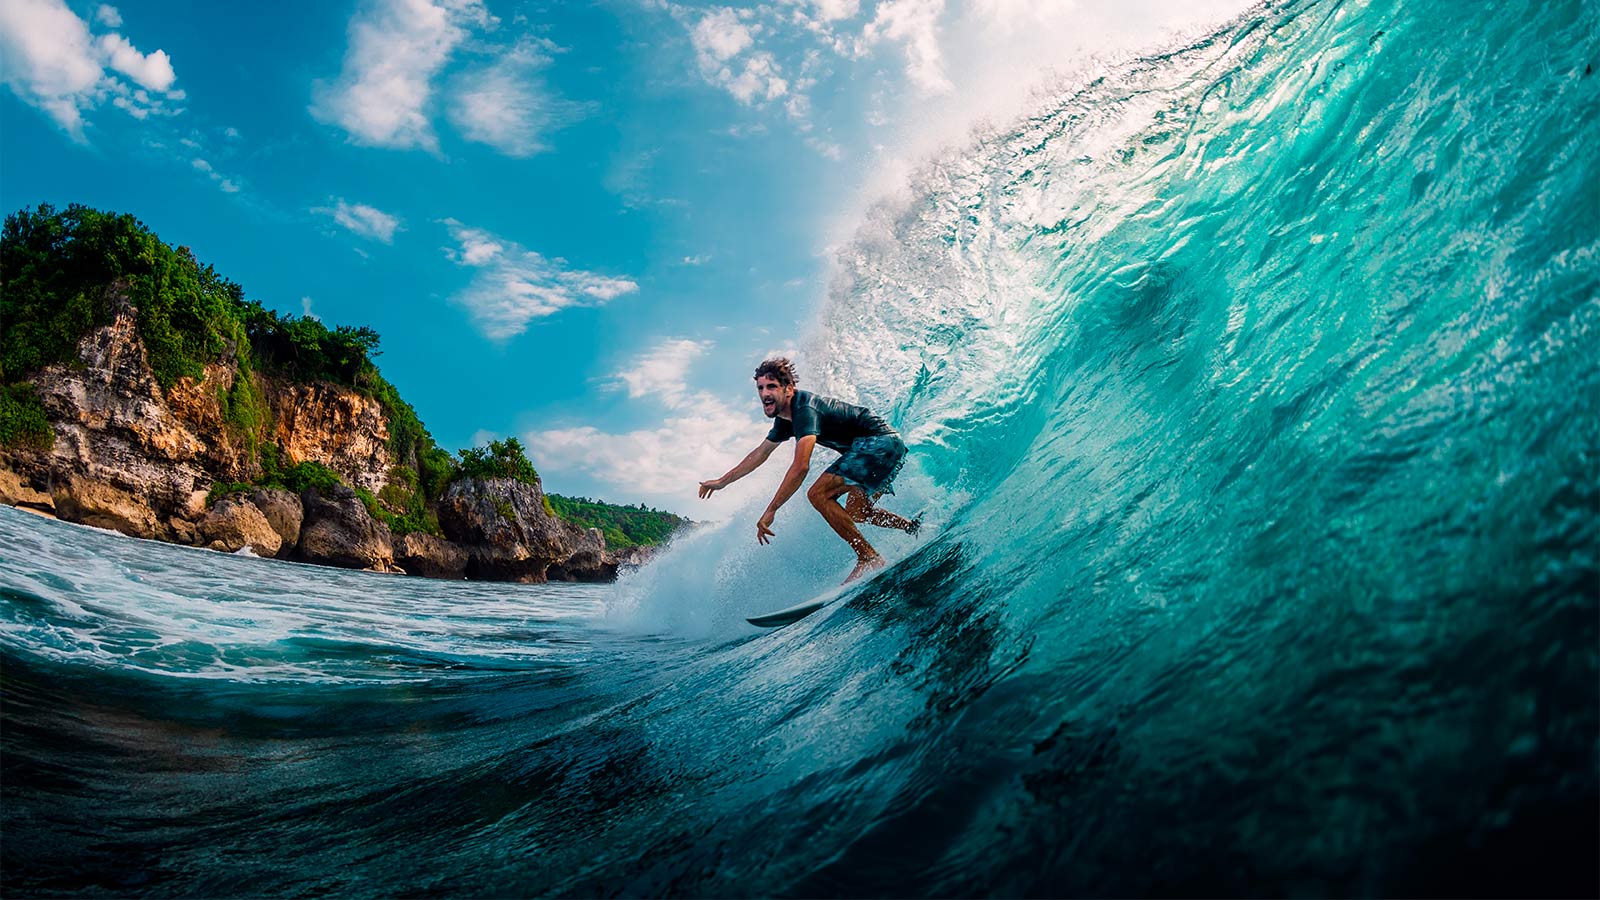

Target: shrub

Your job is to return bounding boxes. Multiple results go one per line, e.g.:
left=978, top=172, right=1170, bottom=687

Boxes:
left=545, top=493, right=690, bottom=548
left=206, top=481, right=254, bottom=506
left=0, top=383, right=54, bottom=450
left=456, top=437, right=540, bottom=486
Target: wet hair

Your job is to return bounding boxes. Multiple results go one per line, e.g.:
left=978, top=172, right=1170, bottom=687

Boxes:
left=754, top=357, right=798, bottom=387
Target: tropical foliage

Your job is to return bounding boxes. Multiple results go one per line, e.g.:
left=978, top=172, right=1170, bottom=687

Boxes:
left=2, top=203, right=686, bottom=546
left=455, top=437, right=540, bottom=486
left=546, top=494, right=689, bottom=550
left=0, top=383, right=53, bottom=450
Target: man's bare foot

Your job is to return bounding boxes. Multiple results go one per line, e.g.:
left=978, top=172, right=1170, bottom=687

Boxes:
left=844, top=554, right=887, bottom=584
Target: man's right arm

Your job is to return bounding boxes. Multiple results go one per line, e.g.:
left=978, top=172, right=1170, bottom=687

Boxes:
left=699, top=440, right=781, bottom=498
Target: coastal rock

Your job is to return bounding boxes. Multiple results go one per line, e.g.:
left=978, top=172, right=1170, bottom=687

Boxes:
left=611, top=545, right=656, bottom=570
left=437, top=477, right=587, bottom=583
left=0, top=465, right=54, bottom=514
left=265, top=382, right=392, bottom=493
left=248, top=488, right=303, bottom=556
left=198, top=496, right=282, bottom=556
left=395, top=532, right=469, bottom=579
left=546, top=527, right=611, bottom=582
left=51, top=475, right=164, bottom=539
left=170, top=517, right=200, bottom=545
left=296, top=484, right=394, bottom=571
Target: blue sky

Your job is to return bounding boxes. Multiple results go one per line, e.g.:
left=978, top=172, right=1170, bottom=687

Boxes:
left=1, top=0, right=1246, bottom=514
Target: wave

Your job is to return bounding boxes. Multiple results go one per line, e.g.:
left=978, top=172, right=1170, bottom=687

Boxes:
left=3, top=0, right=1597, bottom=895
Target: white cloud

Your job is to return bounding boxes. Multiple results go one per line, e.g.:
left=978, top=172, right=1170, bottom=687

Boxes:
left=314, top=198, right=403, bottom=243
left=301, top=296, right=320, bottom=320
left=441, top=219, right=639, bottom=340
left=690, top=8, right=752, bottom=62
left=813, top=0, right=861, bottom=22
left=310, top=0, right=492, bottom=151
left=725, top=51, right=788, bottom=102
left=448, top=39, right=582, bottom=157
left=686, top=7, right=789, bottom=108
left=682, top=254, right=710, bottom=265
left=97, top=32, right=174, bottom=91
left=857, top=0, right=950, bottom=94
left=524, top=392, right=770, bottom=512
left=186, top=151, right=240, bottom=193
left=608, top=338, right=711, bottom=408
left=93, top=4, right=121, bottom=28
left=0, top=0, right=182, bottom=139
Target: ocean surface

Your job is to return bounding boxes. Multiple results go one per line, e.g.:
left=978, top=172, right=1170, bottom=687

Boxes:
left=3, top=0, right=1597, bottom=895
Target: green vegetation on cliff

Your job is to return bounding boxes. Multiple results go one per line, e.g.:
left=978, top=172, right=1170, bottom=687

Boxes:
left=546, top=494, right=690, bottom=550
left=455, top=437, right=540, bottom=486
left=0, top=383, right=53, bottom=450
left=1, top=204, right=451, bottom=522
left=2, top=203, right=688, bottom=547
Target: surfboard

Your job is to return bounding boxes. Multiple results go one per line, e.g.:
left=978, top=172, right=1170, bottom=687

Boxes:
left=746, top=597, right=830, bottom=628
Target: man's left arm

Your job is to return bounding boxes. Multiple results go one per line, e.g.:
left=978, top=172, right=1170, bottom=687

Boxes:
left=757, top=435, right=816, bottom=545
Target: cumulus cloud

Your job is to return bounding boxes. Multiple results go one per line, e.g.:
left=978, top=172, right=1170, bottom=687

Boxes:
left=93, top=4, right=121, bottom=28
left=691, top=8, right=752, bottom=62
left=314, top=198, right=403, bottom=243
left=310, top=0, right=492, bottom=151
left=857, top=0, right=950, bottom=94
left=0, top=0, right=183, bottom=139
left=441, top=219, right=638, bottom=340
left=97, top=32, right=174, bottom=91
left=813, top=0, right=861, bottom=22
left=524, top=393, right=769, bottom=512
left=687, top=7, right=789, bottom=107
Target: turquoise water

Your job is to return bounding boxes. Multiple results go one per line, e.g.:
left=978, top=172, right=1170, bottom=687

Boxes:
left=3, top=0, right=1597, bottom=895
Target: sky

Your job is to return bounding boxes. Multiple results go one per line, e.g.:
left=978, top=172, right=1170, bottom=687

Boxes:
left=0, top=0, right=1251, bottom=515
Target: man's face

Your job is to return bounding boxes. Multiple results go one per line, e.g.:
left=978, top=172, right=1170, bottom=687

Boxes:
left=755, top=375, right=794, bottom=418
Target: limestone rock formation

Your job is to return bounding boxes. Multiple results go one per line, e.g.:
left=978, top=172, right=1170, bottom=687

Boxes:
left=265, top=382, right=391, bottom=493
left=296, top=484, right=394, bottom=571
left=248, top=488, right=303, bottom=556
left=546, top=527, right=611, bottom=582
left=2, top=278, right=669, bottom=582
left=0, top=465, right=54, bottom=514
left=17, top=289, right=239, bottom=534
left=395, top=532, right=469, bottom=579
left=437, top=477, right=595, bottom=582
left=199, top=496, right=283, bottom=556
left=51, top=475, right=166, bottom=539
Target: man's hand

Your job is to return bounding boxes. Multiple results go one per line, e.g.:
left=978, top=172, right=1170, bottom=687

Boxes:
left=698, top=479, right=724, bottom=499
left=756, top=510, right=776, bottom=545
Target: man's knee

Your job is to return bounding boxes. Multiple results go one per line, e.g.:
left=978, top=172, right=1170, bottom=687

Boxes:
left=807, top=479, right=832, bottom=508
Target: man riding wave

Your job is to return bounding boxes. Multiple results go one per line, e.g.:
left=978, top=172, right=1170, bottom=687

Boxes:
left=698, top=358, right=919, bottom=583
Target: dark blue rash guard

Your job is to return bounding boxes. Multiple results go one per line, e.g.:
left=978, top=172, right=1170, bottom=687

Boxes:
left=765, top=390, right=897, bottom=454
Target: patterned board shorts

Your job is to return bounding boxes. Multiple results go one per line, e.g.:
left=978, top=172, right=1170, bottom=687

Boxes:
left=825, top=433, right=909, bottom=497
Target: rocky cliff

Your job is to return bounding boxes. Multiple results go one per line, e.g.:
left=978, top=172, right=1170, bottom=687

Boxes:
left=0, top=284, right=644, bottom=581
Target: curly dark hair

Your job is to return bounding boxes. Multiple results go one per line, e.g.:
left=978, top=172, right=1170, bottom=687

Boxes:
left=753, top=357, right=798, bottom=386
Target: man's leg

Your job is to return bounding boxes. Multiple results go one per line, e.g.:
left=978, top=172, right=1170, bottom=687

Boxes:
left=844, top=492, right=916, bottom=533
left=807, top=474, right=887, bottom=582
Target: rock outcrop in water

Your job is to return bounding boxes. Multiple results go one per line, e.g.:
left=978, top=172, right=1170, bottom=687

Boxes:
left=198, top=495, right=282, bottom=556
left=0, top=282, right=650, bottom=581
left=296, top=484, right=397, bottom=572
left=438, top=476, right=611, bottom=583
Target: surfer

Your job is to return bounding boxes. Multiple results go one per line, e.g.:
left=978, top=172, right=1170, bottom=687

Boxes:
left=698, top=357, right=919, bottom=583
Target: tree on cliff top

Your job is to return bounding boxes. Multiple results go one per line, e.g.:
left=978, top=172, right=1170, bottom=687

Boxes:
left=455, top=437, right=541, bottom=486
